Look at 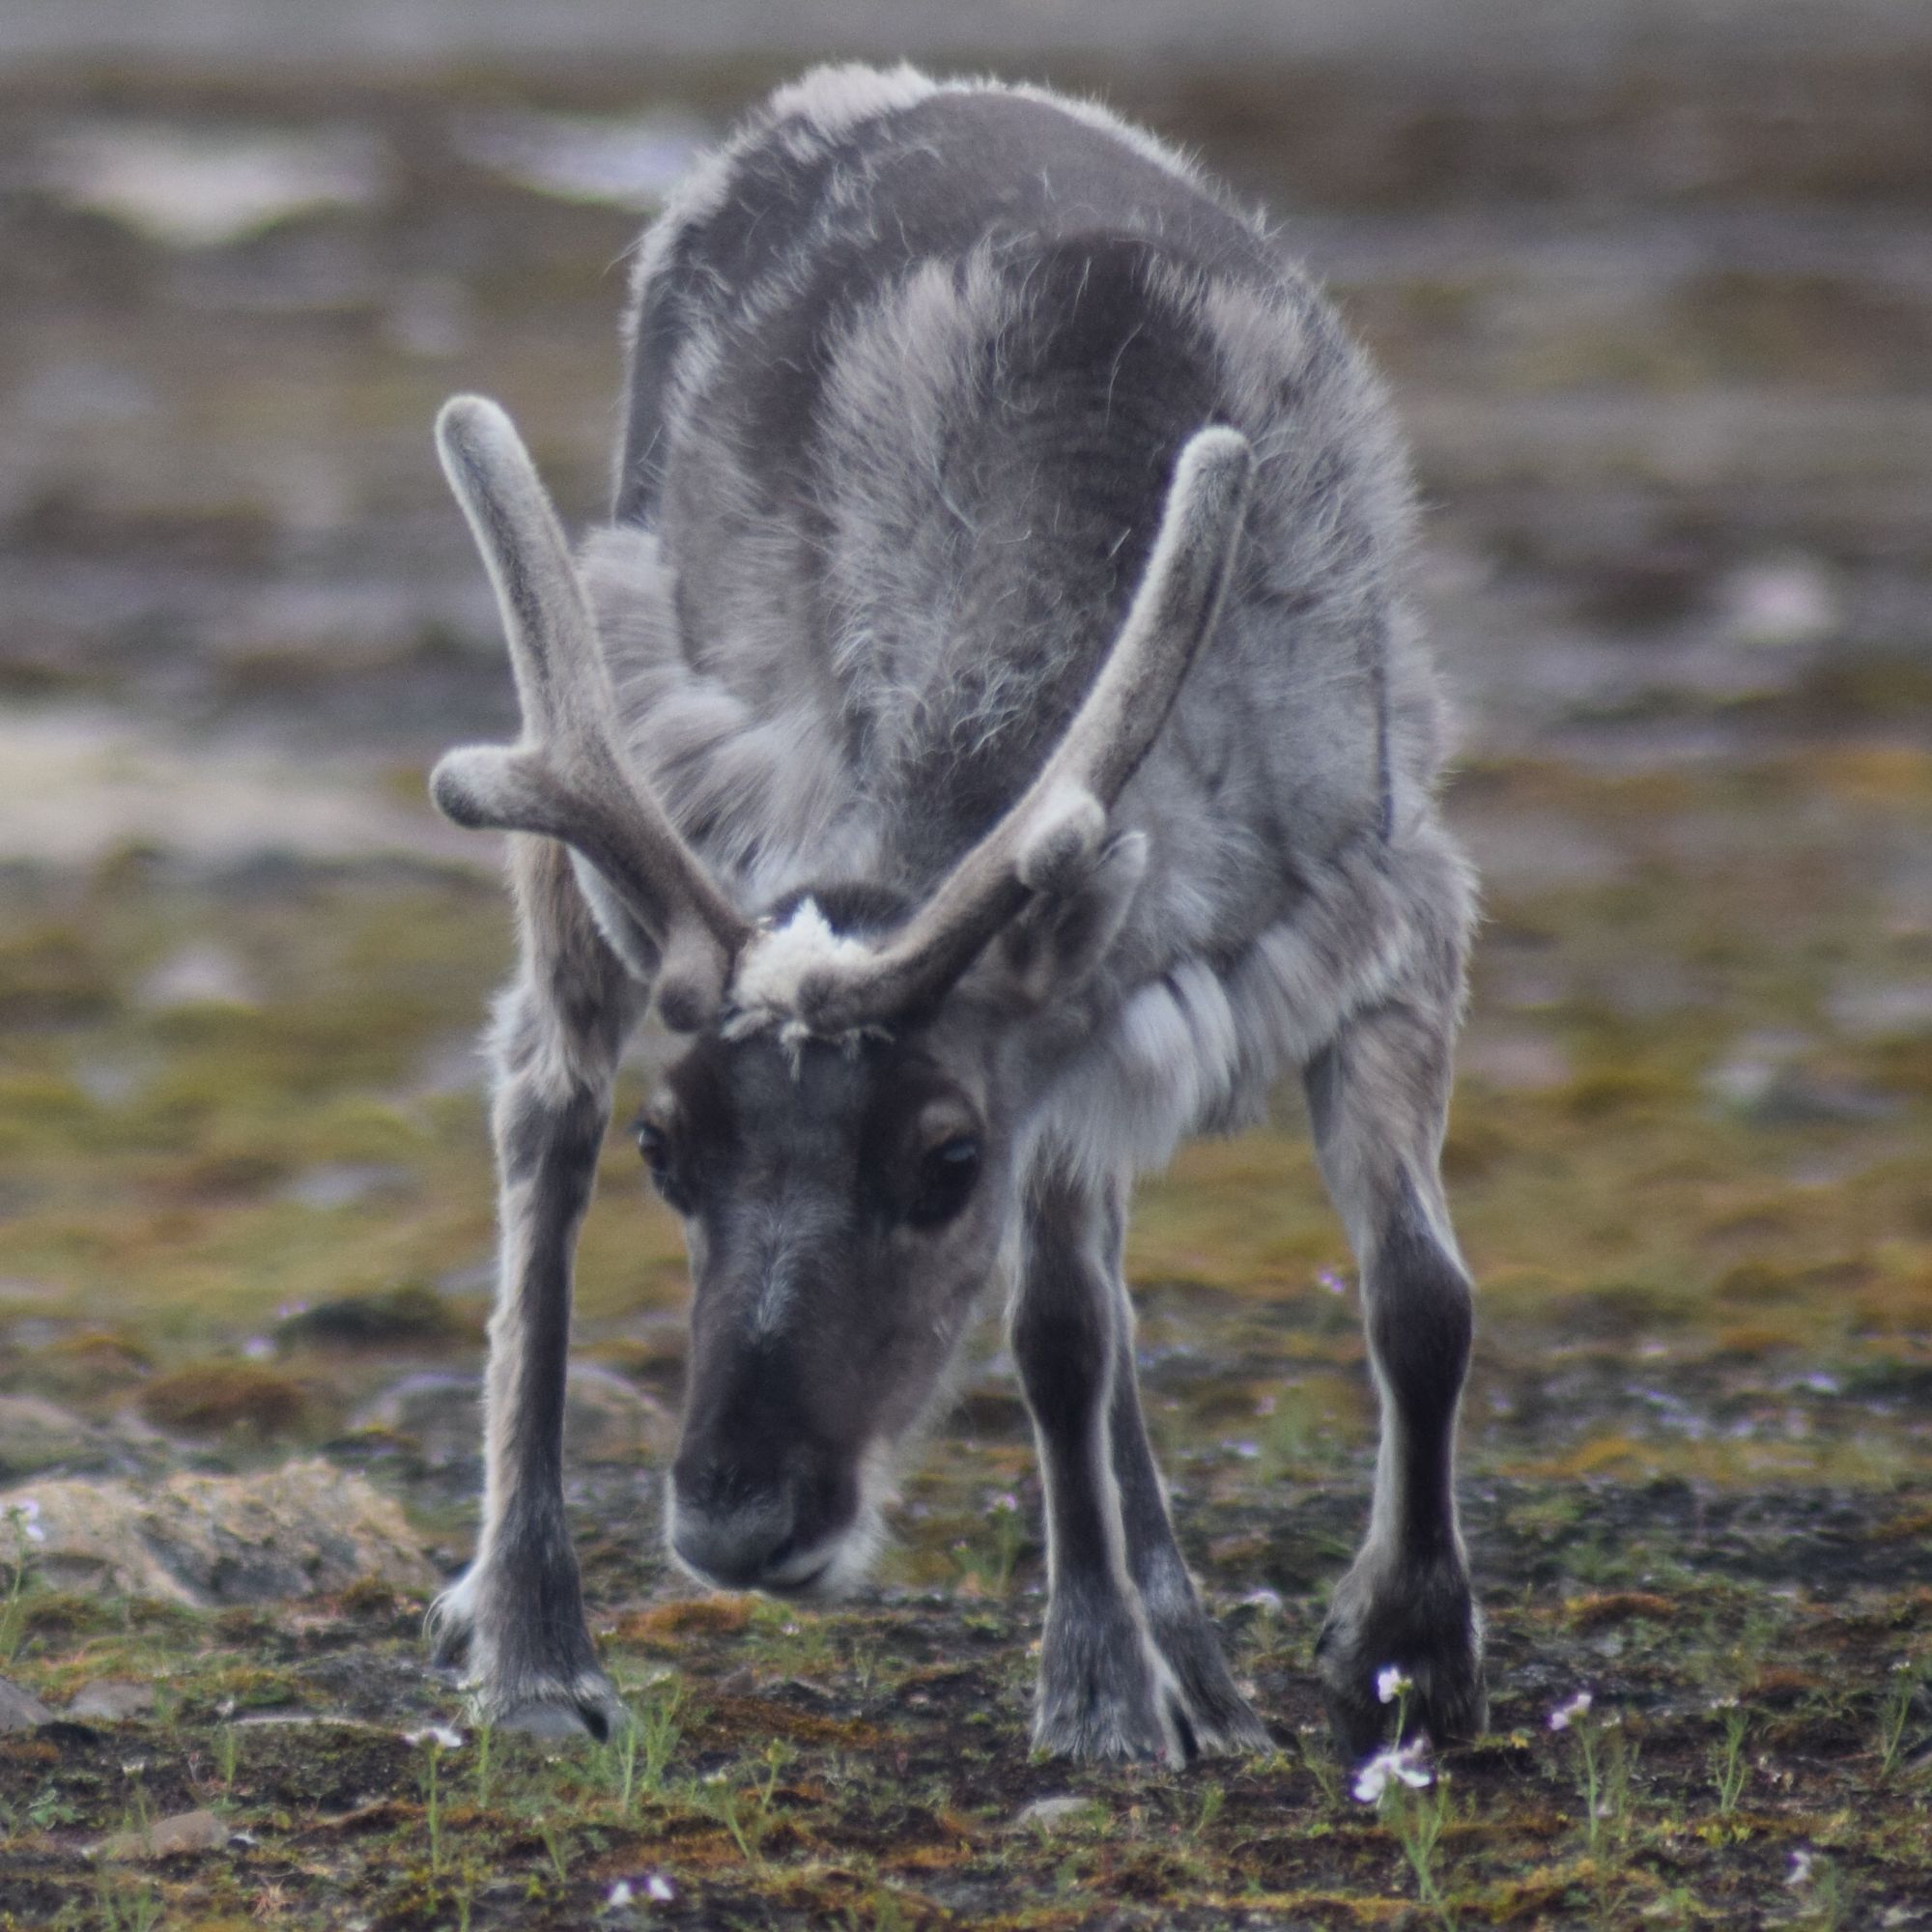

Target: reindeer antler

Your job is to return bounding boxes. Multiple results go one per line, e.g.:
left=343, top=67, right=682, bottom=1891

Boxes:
left=428, top=396, right=753, bottom=1028
left=754, top=426, right=1254, bottom=1036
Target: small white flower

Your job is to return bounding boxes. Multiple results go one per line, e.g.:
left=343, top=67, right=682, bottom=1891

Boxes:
left=1787, top=1850, right=1815, bottom=1888
left=1376, top=1666, right=1413, bottom=1706
left=645, top=1875, right=675, bottom=1902
left=1709, top=1694, right=1740, bottom=1713
left=402, top=1723, right=465, bottom=1750
left=987, top=1492, right=1020, bottom=1515
left=1352, top=1738, right=1434, bottom=1803
left=1548, top=1690, right=1593, bottom=1732
left=7, top=1498, right=44, bottom=1544
left=242, top=1335, right=273, bottom=1360
left=605, top=1880, right=635, bottom=1909
left=1316, top=1268, right=1349, bottom=1296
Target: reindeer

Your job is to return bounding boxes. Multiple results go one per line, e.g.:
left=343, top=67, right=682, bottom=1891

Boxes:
left=423, top=63, right=1483, bottom=1763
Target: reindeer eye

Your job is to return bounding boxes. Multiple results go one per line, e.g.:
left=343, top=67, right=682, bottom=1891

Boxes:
left=908, top=1134, right=980, bottom=1230
left=635, top=1121, right=690, bottom=1212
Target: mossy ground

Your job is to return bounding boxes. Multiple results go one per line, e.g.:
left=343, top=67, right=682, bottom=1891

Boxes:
left=1, top=743, right=1928, bottom=1928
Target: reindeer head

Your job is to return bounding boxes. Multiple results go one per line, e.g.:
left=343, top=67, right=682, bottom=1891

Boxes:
left=430, top=396, right=1250, bottom=1596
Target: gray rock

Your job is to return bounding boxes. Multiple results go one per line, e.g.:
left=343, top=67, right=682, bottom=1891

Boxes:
left=0, top=1678, right=53, bottom=1732
left=351, top=1364, right=668, bottom=1470
left=96, top=1806, right=229, bottom=1861
left=1705, top=1031, right=1810, bottom=1111
left=43, top=124, right=385, bottom=252
left=349, top=1372, right=477, bottom=1469
left=3, top=1461, right=435, bottom=1606
left=1718, top=556, right=1839, bottom=649
left=0, top=1395, right=116, bottom=1481
left=562, top=1364, right=673, bottom=1465
left=1011, top=1795, right=1101, bottom=1834
left=69, top=1680, right=156, bottom=1722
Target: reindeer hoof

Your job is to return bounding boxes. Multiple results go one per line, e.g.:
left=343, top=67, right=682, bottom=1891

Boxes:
left=493, top=1675, right=629, bottom=1743
left=425, top=1561, right=625, bottom=1742
left=1315, top=1554, right=1486, bottom=1763
left=1034, top=1596, right=1188, bottom=1763
left=1148, top=1605, right=1274, bottom=1758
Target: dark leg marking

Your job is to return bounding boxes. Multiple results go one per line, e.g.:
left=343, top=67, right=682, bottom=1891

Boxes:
left=1014, top=1167, right=1268, bottom=1761
left=1303, top=991, right=1485, bottom=1761
left=1106, top=1308, right=1273, bottom=1756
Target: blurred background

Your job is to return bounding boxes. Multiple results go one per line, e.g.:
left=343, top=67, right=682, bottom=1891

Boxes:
left=1, top=0, right=1928, bottom=1584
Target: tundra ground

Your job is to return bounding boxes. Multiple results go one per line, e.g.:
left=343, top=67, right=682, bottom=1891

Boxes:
left=3, top=43, right=1931, bottom=1929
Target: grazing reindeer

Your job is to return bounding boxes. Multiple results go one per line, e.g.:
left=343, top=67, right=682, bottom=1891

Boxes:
left=425, top=63, right=1483, bottom=1763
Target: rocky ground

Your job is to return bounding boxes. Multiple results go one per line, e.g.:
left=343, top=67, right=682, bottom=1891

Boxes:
left=1, top=34, right=1930, bottom=1931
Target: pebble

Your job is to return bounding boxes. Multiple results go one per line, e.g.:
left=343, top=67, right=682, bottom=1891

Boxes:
left=1718, top=556, right=1839, bottom=649
left=96, top=1806, right=229, bottom=1861
left=1011, top=1795, right=1100, bottom=1833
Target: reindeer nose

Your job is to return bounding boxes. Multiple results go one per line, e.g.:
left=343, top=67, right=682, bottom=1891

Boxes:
left=669, top=1469, right=800, bottom=1590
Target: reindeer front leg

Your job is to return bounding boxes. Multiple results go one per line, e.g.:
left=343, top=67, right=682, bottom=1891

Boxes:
left=1051, top=1175, right=1269, bottom=1755
left=1014, top=1165, right=1189, bottom=1761
left=1099, top=1204, right=1273, bottom=1756
left=428, top=839, right=642, bottom=1738
left=1304, top=981, right=1486, bottom=1762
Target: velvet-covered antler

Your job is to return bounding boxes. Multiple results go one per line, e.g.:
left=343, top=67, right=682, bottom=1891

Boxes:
left=427, top=396, right=752, bottom=1029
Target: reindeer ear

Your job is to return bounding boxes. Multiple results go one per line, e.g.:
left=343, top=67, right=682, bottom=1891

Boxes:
left=974, top=830, right=1148, bottom=1010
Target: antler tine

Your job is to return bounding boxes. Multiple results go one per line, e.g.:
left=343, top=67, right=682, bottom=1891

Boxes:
left=427, top=396, right=753, bottom=1025
left=794, top=425, right=1254, bottom=1034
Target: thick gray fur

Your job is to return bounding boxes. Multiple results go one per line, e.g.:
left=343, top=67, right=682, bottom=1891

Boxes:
left=431, top=62, right=1484, bottom=1761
